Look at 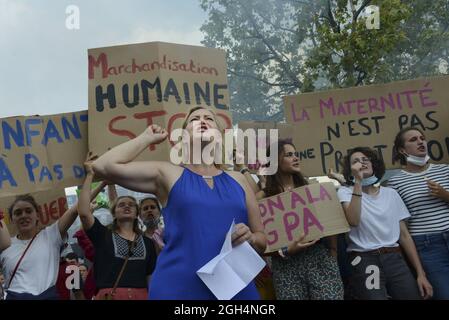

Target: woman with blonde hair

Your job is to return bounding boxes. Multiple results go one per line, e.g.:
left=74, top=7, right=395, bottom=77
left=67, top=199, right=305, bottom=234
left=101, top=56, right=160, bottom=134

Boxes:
left=93, top=106, right=266, bottom=299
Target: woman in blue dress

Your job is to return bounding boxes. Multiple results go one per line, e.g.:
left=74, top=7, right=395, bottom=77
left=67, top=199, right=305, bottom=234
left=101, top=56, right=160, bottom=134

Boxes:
left=92, top=106, right=267, bottom=299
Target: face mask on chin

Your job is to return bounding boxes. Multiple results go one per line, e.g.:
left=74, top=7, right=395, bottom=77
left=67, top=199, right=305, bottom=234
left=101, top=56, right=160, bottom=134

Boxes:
left=405, top=154, right=430, bottom=167
left=351, top=174, right=379, bottom=186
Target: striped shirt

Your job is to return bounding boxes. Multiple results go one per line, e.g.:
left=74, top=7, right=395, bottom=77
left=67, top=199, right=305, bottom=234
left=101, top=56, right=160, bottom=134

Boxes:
left=388, top=164, right=449, bottom=236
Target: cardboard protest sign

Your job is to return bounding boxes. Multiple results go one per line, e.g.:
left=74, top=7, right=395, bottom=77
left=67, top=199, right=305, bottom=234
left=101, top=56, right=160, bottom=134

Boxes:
left=0, top=188, right=68, bottom=235
left=0, top=111, right=88, bottom=197
left=258, top=182, right=349, bottom=253
left=237, top=121, right=293, bottom=173
left=88, top=42, right=232, bottom=161
left=284, top=76, right=449, bottom=176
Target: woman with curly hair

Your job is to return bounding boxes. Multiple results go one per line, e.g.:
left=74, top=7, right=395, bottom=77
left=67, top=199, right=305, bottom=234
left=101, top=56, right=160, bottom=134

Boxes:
left=338, top=146, right=432, bottom=299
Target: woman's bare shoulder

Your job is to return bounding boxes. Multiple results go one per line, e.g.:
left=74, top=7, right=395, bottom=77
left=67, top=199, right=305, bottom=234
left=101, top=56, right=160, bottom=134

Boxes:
left=226, top=170, right=246, bottom=187
left=156, top=162, right=184, bottom=183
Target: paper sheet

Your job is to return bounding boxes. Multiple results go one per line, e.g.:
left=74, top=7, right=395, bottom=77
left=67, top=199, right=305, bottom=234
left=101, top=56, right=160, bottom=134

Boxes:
left=197, top=221, right=266, bottom=300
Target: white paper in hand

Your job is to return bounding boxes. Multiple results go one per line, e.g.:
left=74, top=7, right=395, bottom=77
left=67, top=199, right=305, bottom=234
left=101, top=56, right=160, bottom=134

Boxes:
left=196, top=220, right=266, bottom=300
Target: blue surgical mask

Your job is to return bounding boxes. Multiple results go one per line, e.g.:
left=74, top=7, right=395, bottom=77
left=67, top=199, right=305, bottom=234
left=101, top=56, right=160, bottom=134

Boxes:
left=406, top=154, right=430, bottom=167
left=351, top=175, right=378, bottom=186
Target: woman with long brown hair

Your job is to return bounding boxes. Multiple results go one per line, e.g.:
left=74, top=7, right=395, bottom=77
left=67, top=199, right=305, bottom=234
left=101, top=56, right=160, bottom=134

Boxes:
left=78, top=156, right=157, bottom=300
left=258, top=139, right=343, bottom=300
left=338, top=146, right=432, bottom=300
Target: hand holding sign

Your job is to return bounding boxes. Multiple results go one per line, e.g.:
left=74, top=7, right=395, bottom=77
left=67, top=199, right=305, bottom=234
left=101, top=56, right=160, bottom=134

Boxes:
left=258, top=183, right=350, bottom=253
left=84, top=152, right=98, bottom=176
left=287, top=233, right=319, bottom=256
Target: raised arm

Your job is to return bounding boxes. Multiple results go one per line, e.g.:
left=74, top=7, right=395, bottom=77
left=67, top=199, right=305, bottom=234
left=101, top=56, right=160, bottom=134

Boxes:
left=92, top=125, right=169, bottom=195
left=58, top=156, right=109, bottom=236
left=107, top=184, right=118, bottom=204
left=0, top=212, right=11, bottom=252
left=78, top=159, right=96, bottom=230
left=341, top=163, right=364, bottom=227
left=57, top=202, right=79, bottom=238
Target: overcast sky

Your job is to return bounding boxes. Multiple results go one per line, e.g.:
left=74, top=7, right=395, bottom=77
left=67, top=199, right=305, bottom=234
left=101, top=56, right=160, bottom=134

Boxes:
left=0, top=0, right=206, bottom=118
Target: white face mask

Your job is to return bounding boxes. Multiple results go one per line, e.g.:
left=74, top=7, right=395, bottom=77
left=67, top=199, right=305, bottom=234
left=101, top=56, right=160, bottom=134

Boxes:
left=351, top=174, right=379, bottom=186
left=406, top=154, right=430, bottom=166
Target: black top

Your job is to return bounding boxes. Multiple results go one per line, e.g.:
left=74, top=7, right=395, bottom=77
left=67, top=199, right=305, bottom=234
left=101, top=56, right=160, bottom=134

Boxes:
left=86, top=218, right=157, bottom=289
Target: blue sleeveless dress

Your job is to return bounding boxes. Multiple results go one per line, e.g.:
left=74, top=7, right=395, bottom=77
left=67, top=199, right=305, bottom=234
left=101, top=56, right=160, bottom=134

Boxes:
left=148, top=167, right=260, bottom=300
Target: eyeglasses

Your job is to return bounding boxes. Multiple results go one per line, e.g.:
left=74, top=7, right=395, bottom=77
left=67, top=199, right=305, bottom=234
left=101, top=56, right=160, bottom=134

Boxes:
left=284, top=151, right=300, bottom=158
left=351, top=157, right=371, bottom=165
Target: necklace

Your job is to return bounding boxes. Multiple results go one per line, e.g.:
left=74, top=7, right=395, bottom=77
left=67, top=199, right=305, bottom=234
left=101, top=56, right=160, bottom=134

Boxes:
left=202, top=175, right=213, bottom=179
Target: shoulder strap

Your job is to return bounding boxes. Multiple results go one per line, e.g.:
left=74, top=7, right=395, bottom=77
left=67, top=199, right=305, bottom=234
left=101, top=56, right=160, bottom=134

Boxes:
left=7, top=231, right=40, bottom=289
left=110, top=234, right=137, bottom=297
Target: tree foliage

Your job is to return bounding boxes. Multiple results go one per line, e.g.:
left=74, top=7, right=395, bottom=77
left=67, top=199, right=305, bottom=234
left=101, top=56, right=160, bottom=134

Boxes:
left=200, top=0, right=449, bottom=122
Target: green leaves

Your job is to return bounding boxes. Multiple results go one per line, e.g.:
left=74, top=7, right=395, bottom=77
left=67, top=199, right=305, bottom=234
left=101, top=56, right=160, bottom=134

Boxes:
left=200, top=0, right=449, bottom=122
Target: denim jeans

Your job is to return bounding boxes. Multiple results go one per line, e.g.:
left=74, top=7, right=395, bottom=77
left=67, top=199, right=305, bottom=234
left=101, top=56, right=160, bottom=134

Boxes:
left=349, top=251, right=421, bottom=300
left=413, top=230, right=449, bottom=300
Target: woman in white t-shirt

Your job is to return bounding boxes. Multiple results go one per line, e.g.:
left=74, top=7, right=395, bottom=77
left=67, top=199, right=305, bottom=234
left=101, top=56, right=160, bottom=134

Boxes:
left=337, top=147, right=432, bottom=300
left=0, top=173, right=106, bottom=300
left=0, top=194, right=78, bottom=299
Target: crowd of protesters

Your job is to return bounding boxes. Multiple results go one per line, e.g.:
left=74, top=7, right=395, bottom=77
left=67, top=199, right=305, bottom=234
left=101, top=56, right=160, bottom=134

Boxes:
left=0, top=106, right=448, bottom=300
